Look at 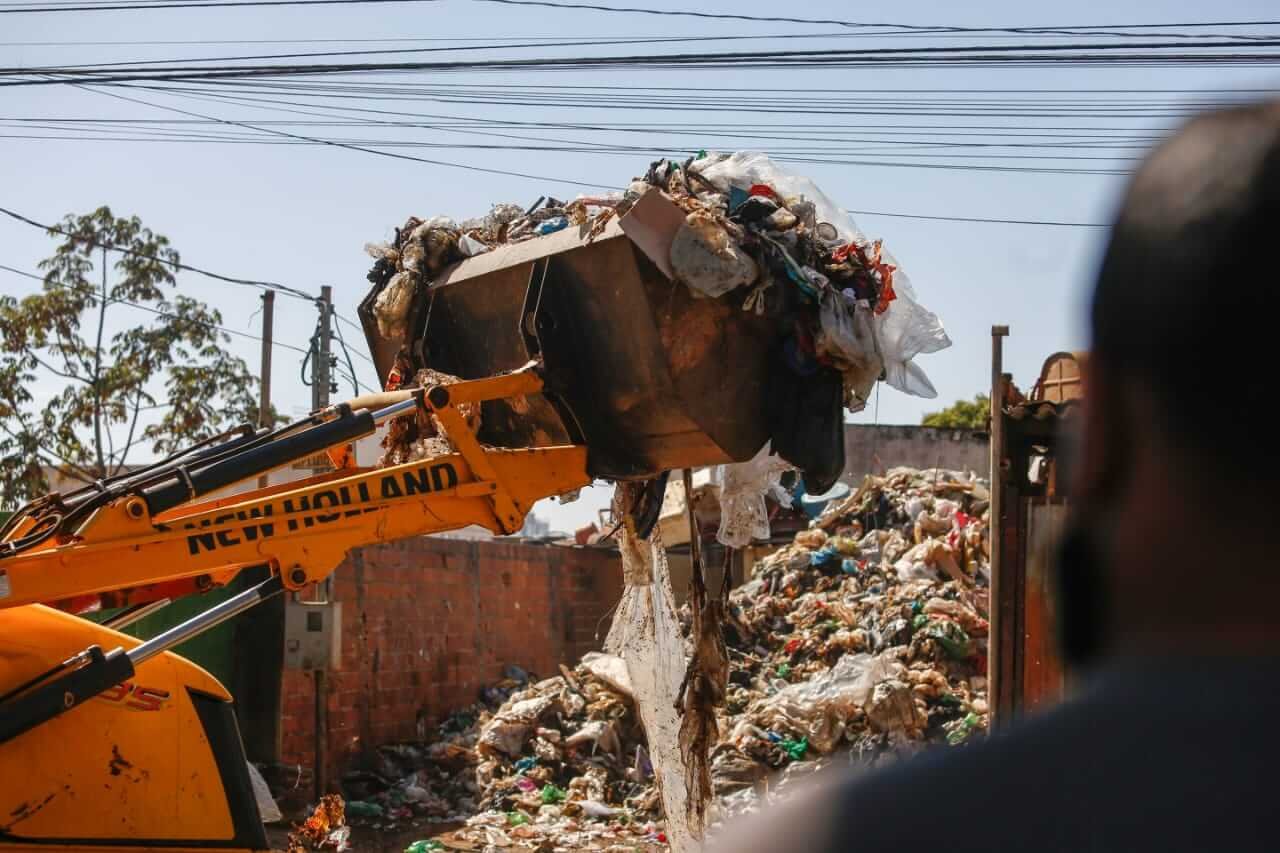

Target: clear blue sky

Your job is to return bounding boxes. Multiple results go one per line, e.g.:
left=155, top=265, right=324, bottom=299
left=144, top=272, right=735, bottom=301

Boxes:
left=2, top=1, right=1277, bottom=529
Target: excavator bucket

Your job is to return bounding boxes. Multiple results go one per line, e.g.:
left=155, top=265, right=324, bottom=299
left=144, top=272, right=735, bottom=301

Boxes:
left=360, top=191, right=777, bottom=480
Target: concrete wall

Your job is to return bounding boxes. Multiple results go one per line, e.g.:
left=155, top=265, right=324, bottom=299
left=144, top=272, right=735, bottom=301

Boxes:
left=278, top=537, right=621, bottom=787
left=842, top=424, right=989, bottom=485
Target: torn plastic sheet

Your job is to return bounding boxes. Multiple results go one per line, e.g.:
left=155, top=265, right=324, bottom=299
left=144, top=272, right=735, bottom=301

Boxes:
left=606, top=490, right=701, bottom=852
left=695, top=151, right=951, bottom=398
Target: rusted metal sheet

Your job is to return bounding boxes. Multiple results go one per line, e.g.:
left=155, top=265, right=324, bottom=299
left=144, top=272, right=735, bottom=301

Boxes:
left=990, top=331, right=1079, bottom=725
left=1023, top=500, right=1068, bottom=713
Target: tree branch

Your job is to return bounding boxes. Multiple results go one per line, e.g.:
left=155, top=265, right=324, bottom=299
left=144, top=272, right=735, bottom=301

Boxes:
left=0, top=418, right=99, bottom=483
left=112, top=389, right=145, bottom=476
left=51, top=324, right=94, bottom=380
left=30, top=352, right=89, bottom=385
left=91, top=246, right=108, bottom=479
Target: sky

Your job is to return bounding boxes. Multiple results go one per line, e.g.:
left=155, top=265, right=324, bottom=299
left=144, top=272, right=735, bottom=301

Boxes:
left=2, top=0, right=1277, bottom=530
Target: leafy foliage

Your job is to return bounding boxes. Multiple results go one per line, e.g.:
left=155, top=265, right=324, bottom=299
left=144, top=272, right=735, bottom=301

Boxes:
left=0, top=207, right=271, bottom=503
left=921, top=394, right=989, bottom=430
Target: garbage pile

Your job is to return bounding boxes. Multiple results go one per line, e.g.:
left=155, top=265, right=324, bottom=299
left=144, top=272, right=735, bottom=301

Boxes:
left=334, top=665, right=536, bottom=829
left=711, top=466, right=991, bottom=819
left=326, top=467, right=988, bottom=850
left=333, top=658, right=671, bottom=850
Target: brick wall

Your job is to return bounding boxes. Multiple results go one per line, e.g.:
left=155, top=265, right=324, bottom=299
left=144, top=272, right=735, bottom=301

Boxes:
left=279, top=537, right=622, bottom=787
left=843, top=424, right=989, bottom=485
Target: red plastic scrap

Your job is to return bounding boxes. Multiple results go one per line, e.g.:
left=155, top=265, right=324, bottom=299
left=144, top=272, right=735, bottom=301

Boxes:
left=749, top=183, right=780, bottom=200
left=288, top=794, right=347, bottom=853
left=864, top=239, right=898, bottom=315
left=829, top=240, right=898, bottom=314
left=829, top=243, right=857, bottom=264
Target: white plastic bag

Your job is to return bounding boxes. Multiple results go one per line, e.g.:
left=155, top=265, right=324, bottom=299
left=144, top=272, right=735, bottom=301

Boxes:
left=670, top=211, right=759, bottom=298
left=458, top=233, right=490, bottom=257
left=246, top=762, right=282, bottom=823
left=712, top=444, right=794, bottom=548
left=695, top=151, right=951, bottom=398
left=751, top=651, right=899, bottom=753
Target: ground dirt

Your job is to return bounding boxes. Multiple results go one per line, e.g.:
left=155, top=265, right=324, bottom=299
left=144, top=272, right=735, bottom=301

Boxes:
left=266, top=821, right=461, bottom=852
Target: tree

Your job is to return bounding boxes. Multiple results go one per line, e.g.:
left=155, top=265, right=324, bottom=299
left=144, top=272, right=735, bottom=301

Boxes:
left=0, top=206, right=271, bottom=504
left=921, top=394, right=989, bottom=429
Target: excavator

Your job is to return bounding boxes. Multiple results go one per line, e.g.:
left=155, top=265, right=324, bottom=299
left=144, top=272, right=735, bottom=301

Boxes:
left=0, top=192, right=832, bottom=850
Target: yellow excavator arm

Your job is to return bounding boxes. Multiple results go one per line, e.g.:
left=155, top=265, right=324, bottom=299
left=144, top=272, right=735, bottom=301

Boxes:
left=0, top=364, right=587, bottom=613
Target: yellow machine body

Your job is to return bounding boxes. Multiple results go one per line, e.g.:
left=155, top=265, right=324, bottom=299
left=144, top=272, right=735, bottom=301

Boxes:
left=0, top=607, right=255, bottom=850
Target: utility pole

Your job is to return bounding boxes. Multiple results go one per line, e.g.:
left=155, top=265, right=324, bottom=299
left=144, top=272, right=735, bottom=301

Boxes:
left=240, top=288, right=282, bottom=767
left=988, top=324, right=1009, bottom=727
left=257, top=290, right=274, bottom=490
left=311, top=285, right=336, bottom=412
left=307, top=285, right=339, bottom=800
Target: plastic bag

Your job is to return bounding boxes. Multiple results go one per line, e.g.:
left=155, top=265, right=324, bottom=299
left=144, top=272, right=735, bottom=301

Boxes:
left=604, top=500, right=700, bottom=852
left=752, top=651, right=898, bottom=753
left=477, top=695, right=556, bottom=757
left=246, top=762, right=281, bottom=823
left=695, top=151, right=951, bottom=398
left=866, top=679, right=925, bottom=735
left=373, top=271, right=414, bottom=339
left=816, top=289, right=883, bottom=409
left=564, top=720, right=622, bottom=755
left=670, top=210, right=759, bottom=298
left=712, top=443, right=794, bottom=548
left=580, top=652, right=633, bottom=699
left=458, top=234, right=490, bottom=256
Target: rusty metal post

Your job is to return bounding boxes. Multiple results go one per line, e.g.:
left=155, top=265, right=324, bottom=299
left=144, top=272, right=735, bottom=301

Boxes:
left=257, top=290, right=274, bottom=490
left=988, top=325, right=1009, bottom=727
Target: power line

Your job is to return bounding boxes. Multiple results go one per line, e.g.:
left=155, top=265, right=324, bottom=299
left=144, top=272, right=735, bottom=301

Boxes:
left=105, top=79, right=1229, bottom=135
left=0, top=203, right=318, bottom=300
left=469, top=2, right=1280, bottom=41
left=1, top=0, right=1273, bottom=46
left=332, top=310, right=375, bottom=365
left=31, top=32, right=855, bottom=68
left=1, top=82, right=1142, bottom=175
left=0, top=261, right=312, bottom=353
left=7, top=38, right=1280, bottom=86
left=0, top=0, right=444, bottom=13
left=68, top=80, right=613, bottom=187
left=846, top=209, right=1108, bottom=227
left=0, top=133, right=1150, bottom=165
left=42, top=83, right=1121, bottom=171
left=10, top=28, right=1279, bottom=47
left=0, top=72, right=1187, bottom=179
left=0, top=34, right=737, bottom=45
left=329, top=305, right=369, bottom=393
left=0, top=262, right=43, bottom=281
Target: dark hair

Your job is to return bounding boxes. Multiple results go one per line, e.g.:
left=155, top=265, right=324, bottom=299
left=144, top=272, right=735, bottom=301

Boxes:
left=1091, top=102, right=1280, bottom=471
